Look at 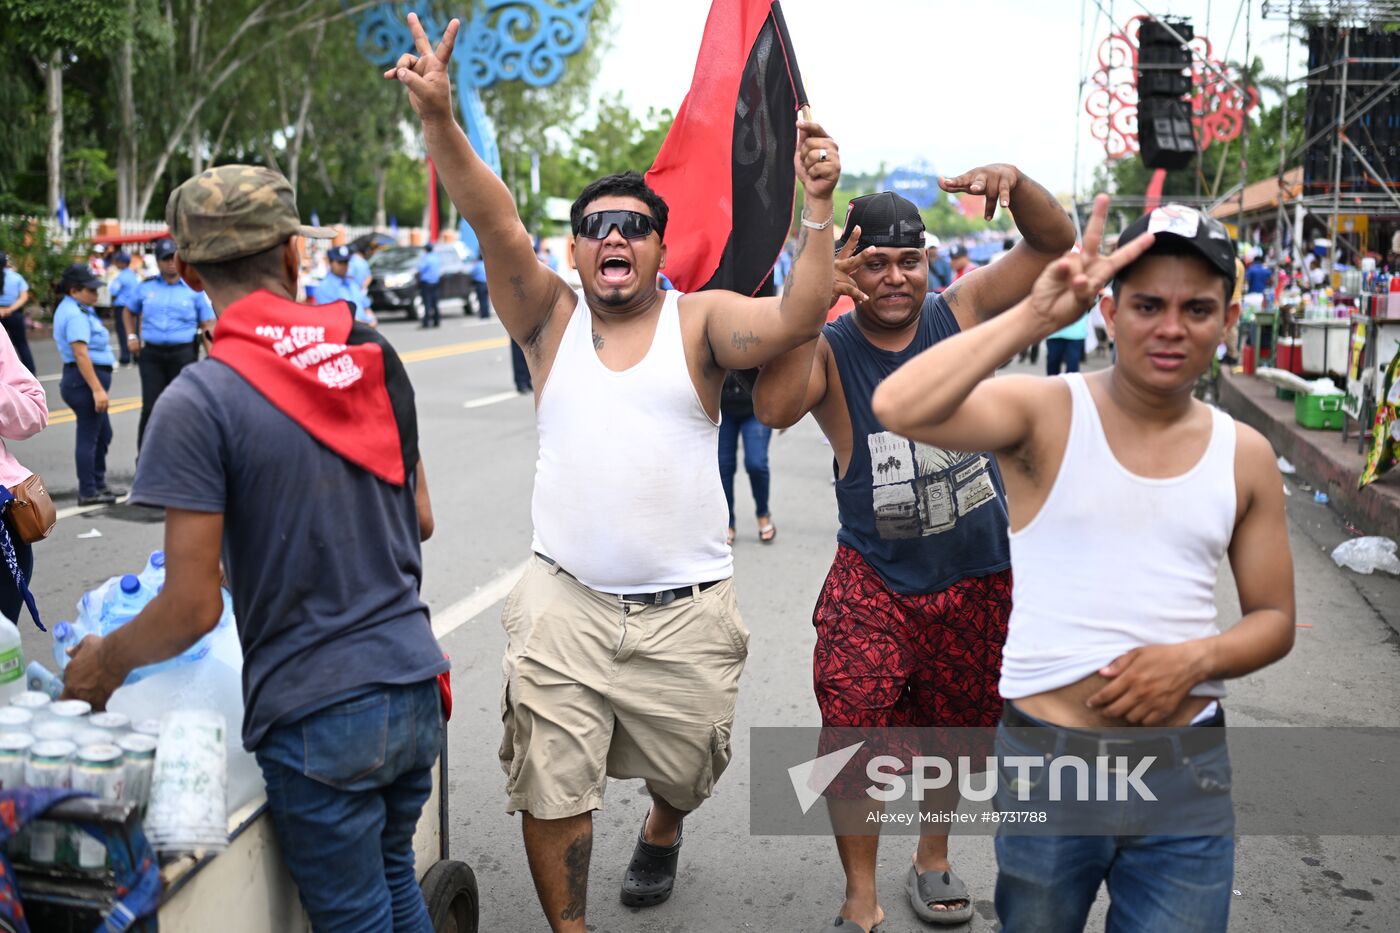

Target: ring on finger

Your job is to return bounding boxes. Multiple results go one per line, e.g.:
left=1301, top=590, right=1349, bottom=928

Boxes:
left=818, top=148, right=828, bottom=162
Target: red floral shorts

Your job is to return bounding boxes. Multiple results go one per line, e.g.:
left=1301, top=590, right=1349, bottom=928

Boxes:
left=811, top=546, right=1012, bottom=798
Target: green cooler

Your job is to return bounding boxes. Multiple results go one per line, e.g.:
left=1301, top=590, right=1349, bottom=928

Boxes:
left=1295, top=393, right=1344, bottom=430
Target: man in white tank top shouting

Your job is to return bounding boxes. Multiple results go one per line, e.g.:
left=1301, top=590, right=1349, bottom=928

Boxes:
left=388, top=16, right=844, bottom=932
left=874, top=197, right=1296, bottom=933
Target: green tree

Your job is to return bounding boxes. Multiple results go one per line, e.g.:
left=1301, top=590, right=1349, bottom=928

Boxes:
left=0, top=0, right=126, bottom=213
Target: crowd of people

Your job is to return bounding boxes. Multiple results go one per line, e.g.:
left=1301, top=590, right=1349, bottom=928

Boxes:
left=0, top=12, right=1302, bottom=933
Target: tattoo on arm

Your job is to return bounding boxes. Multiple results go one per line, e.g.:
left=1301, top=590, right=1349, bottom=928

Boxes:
left=592, top=329, right=604, bottom=350
left=559, top=832, right=591, bottom=921
left=510, top=274, right=527, bottom=302
left=731, top=330, right=761, bottom=353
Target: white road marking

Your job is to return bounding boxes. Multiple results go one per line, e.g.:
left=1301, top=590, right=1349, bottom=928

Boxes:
left=431, top=557, right=530, bottom=639
left=462, top=390, right=524, bottom=410
left=55, top=495, right=131, bottom=521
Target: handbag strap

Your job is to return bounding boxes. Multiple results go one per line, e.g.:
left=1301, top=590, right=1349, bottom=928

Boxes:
left=0, top=486, right=44, bottom=632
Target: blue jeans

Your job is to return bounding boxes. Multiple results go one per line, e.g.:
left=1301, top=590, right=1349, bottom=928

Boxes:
left=717, top=412, right=772, bottom=527
left=59, top=365, right=113, bottom=498
left=1046, top=337, right=1084, bottom=375
left=993, top=712, right=1234, bottom=933
left=255, top=680, right=443, bottom=933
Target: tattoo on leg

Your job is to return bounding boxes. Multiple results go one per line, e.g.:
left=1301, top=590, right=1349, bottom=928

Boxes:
left=592, top=329, right=604, bottom=350
left=731, top=330, right=761, bottom=353
left=510, top=274, right=527, bottom=302
left=560, top=833, right=591, bottom=921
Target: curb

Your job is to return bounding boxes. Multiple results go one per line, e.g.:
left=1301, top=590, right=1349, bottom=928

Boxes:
left=1218, top=370, right=1400, bottom=543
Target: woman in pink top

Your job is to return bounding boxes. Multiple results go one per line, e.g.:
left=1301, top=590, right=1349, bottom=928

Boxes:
left=0, top=323, right=48, bottom=621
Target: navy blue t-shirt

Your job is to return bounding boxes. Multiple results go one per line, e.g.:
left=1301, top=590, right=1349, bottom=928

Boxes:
left=130, top=357, right=447, bottom=750
left=825, top=294, right=1011, bottom=594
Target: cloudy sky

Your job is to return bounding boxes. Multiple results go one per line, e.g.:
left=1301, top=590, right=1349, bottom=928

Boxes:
left=593, top=0, right=1302, bottom=198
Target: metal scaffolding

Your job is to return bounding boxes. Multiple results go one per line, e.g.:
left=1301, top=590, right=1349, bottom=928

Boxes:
left=1263, top=0, right=1400, bottom=264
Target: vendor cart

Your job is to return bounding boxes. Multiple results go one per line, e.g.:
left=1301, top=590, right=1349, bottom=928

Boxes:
left=15, top=741, right=477, bottom=932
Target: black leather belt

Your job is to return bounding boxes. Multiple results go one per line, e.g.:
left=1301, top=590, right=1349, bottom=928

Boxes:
left=534, top=553, right=723, bottom=606
left=1001, top=701, right=1225, bottom=768
left=63, top=363, right=112, bottom=372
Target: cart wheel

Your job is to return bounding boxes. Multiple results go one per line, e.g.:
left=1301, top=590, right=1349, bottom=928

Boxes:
left=421, top=859, right=479, bottom=933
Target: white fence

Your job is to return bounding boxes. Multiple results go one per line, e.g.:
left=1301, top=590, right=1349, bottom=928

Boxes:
left=1, top=216, right=426, bottom=250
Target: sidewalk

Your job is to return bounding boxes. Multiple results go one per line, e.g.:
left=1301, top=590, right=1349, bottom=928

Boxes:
left=1218, top=369, right=1400, bottom=542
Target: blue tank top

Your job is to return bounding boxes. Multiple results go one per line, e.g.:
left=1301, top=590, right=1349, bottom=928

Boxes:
left=825, top=294, right=1011, bottom=594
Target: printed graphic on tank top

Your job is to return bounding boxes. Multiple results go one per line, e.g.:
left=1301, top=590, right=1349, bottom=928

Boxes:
left=867, top=432, right=1000, bottom=539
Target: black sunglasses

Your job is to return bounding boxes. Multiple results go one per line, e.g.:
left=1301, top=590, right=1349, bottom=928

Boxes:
left=577, top=210, right=657, bottom=240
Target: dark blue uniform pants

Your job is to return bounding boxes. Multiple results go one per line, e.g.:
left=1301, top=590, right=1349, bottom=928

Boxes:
left=59, top=365, right=113, bottom=499
left=137, top=341, right=198, bottom=449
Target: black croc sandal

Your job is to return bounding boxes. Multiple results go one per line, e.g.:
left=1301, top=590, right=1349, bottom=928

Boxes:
left=620, top=816, right=683, bottom=908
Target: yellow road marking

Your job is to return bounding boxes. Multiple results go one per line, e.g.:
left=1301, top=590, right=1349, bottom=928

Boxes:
left=43, top=337, right=510, bottom=422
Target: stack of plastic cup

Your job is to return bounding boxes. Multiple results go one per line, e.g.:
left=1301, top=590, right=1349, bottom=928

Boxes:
left=144, top=711, right=228, bottom=855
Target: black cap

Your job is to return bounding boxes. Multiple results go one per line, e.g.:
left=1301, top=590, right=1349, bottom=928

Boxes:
left=59, top=263, right=102, bottom=292
left=949, top=244, right=968, bottom=260
left=153, top=238, right=177, bottom=260
left=1118, top=204, right=1237, bottom=289
left=328, top=245, right=351, bottom=263
left=835, top=191, right=925, bottom=254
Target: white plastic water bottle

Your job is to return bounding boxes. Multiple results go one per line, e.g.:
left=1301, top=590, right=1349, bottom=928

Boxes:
left=101, top=574, right=152, bottom=634
left=51, top=620, right=84, bottom=670
left=138, top=551, right=166, bottom=593
left=0, top=614, right=25, bottom=705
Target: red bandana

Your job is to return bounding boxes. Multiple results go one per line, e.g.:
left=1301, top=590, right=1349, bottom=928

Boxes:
left=209, top=290, right=406, bottom=486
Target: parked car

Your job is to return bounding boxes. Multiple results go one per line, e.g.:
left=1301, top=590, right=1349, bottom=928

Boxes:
left=368, top=243, right=478, bottom=318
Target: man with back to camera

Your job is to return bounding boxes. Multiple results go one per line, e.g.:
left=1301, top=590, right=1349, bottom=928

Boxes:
left=62, top=164, right=446, bottom=932
left=417, top=243, right=442, bottom=328
left=874, top=198, right=1295, bottom=932
left=751, top=169, right=1075, bottom=932
left=124, top=238, right=215, bottom=448
left=387, top=14, right=841, bottom=931
left=106, top=250, right=139, bottom=366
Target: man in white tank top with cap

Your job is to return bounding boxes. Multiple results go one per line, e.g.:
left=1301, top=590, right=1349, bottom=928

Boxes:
left=874, top=196, right=1296, bottom=932
left=388, top=16, right=844, bottom=932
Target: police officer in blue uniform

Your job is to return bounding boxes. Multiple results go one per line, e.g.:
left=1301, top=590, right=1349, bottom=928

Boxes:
left=54, top=264, right=125, bottom=505
left=315, top=245, right=377, bottom=326
left=0, top=251, right=36, bottom=374
left=124, top=238, right=214, bottom=448
left=108, top=251, right=140, bottom=365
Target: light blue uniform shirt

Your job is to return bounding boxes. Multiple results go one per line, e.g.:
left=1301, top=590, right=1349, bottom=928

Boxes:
left=129, top=277, right=214, bottom=345
left=0, top=269, right=29, bottom=308
left=348, top=254, right=371, bottom=288
left=109, top=267, right=141, bottom=308
left=53, top=295, right=115, bottom=366
left=314, top=274, right=373, bottom=323
left=417, top=251, right=442, bottom=285
left=1049, top=312, right=1090, bottom=341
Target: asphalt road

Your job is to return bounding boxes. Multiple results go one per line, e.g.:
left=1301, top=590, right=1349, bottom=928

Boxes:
left=9, top=313, right=1399, bottom=932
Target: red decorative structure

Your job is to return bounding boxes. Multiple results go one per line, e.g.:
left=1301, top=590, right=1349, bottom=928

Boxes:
left=1086, top=15, right=1259, bottom=162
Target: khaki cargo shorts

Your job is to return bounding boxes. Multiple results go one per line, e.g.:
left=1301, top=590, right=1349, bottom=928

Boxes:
left=499, top=555, right=749, bottom=819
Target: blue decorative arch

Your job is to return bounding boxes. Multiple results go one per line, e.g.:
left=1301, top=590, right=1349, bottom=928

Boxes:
left=357, top=0, right=597, bottom=176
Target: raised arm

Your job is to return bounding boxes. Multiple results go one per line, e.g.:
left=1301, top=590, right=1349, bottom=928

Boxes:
left=387, top=13, right=569, bottom=345
left=693, top=120, right=841, bottom=370
left=873, top=194, right=1154, bottom=454
left=937, top=164, right=1076, bottom=330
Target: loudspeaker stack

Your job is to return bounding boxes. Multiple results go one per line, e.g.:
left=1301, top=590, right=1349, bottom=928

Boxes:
left=1136, top=18, right=1198, bottom=172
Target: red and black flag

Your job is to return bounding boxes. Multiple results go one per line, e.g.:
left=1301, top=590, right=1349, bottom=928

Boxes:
left=646, top=0, right=807, bottom=295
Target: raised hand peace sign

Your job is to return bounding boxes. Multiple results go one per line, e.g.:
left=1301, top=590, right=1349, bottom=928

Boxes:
left=383, top=13, right=462, bottom=126
left=1025, top=193, right=1156, bottom=332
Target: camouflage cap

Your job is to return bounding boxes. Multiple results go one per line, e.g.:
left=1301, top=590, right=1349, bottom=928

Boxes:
left=166, top=165, right=335, bottom=264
